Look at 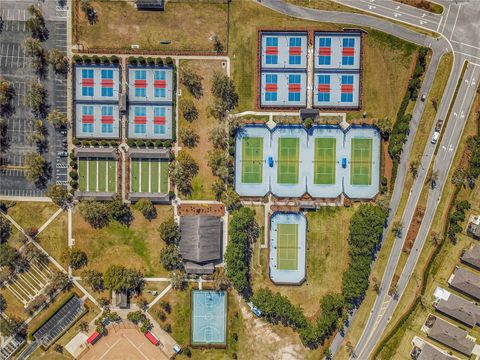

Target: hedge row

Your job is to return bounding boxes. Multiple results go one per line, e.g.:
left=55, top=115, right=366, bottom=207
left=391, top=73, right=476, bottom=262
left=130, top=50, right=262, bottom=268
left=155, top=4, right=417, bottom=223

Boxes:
left=128, top=56, right=174, bottom=66
left=72, top=54, right=119, bottom=65
left=72, top=138, right=119, bottom=147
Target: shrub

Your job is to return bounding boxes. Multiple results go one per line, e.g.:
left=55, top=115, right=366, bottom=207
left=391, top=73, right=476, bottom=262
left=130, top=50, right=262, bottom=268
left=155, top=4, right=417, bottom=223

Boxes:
left=147, top=57, right=154, bottom=65
left=156, top=57, right=164, bottom=66
left=69, top=171, right=78, bottom=180
left=110, top=55, right=119, bottom=63
left=165, top=57, right=173, bottom=65
left=137, top=56, right=146, bottom=64
left=128, top=56, right=137, bottom=65
left=73, top=54, right=82, bottom=63
left=72, top=138, right=80, bottom=145
left=100, top=56, right=109, bottom=64
left=92, top=55, right=100, bottom=63
left=82, top=55, right=91, bottom=63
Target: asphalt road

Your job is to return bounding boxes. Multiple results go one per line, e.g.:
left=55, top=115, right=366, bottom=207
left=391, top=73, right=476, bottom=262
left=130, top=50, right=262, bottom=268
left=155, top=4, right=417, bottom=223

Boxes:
left=0, top=0, right=68, bottom=198
left=260, top=0, right=480, bottom=358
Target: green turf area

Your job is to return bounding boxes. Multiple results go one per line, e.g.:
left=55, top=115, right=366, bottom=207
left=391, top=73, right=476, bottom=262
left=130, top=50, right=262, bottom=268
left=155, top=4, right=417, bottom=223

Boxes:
left=242, top=137, right=263, bottom=184
left=151, top=159, right=160, bottom=193
left=107, top=160, right=116, bottom=192
left=351, top=138, right=373, bottom=185
left=277, top=138, right=299, bottom=184
left=131, top=159, right=140, bottom=192
left=79, top=160, right=87, bottom=191
left=314, top=138, right=336, bottom=185
left=141, top=160, right=149, bottom=192
left=276, top=224, right=298, bottom=270
left=160, top=160, right=168, bottom=193
left=97, top=159, right=107, bottom=192
left=88, top=158, right=97, bottom=192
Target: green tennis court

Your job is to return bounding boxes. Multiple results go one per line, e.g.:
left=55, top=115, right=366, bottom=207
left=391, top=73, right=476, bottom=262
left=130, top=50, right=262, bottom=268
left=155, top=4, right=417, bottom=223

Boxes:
left=314, top=138, right=336, bottom=184
left=351, top=138, right=372, bottom=185
left=277, top=137, right=299, bottom=184
left=77, top=157, right=116, bottom=192
left=242, top=137, right=263, bottom=184
left=277, top=224, right=298, bottom=270
left=130, top=158, right=168, bottom=193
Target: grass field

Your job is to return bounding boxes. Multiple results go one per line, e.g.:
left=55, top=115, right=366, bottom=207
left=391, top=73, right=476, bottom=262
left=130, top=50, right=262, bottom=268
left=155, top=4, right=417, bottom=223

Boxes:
left=242, top=137, right=263, bottom=184
left=73, top=205, right=172, bottom=277
left=130, top=158, right=168, bottom=193
left=36, top=211, right=68, bottom=268
left=229, top=1, right=418, bottom=121
left=178, top=59, right=227, bottom=200
left=277, top=224, right=298, bottom=270
left=252, top=206, right=354, bottom=318
left=277, top=137, right=299, bottom=184
left=78, top=157, right=116, bottom=193
left=314, top=138, right=336, bottom=184
left=7, top=202, right=59, bottom=231
left=351, top=138, right=372, bottom=185
left=75, top=0, right=228, bottom=51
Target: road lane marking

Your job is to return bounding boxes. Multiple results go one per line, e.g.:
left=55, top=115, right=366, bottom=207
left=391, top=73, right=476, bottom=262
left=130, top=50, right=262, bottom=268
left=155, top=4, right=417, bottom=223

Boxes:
left=450, top=4, right=462, bottom=40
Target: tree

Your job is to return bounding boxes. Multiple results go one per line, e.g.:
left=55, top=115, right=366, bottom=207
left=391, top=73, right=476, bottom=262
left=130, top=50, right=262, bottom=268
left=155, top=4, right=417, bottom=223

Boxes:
left=48, top=48, right=69, bottom=75
left=46, top=184, right=71, bottom=208
left=214, top=271, right=231, bottom=291
left=0, top=117, right=9, bottom=153
left=170, top=269, right=186, bottom=290
left=160, top=245, right=183, bottom=271
left=104, top=265, right=144, bottom=293
left=180, top=128, right=199, bottom=148
left=209, top=127, right=227, bottom=150
left=78, top=321, right=89, bottom=333
left=82, top=269, right=104, bottom=292
left=22, top=38, right=47, bottom=76
left=24, top=152, right=50, bottom=186
left=409, top=160, right=420, bottom=179
left=0, top=217, right=11, bottom=244
left=80, top=0, right=97, bottom=24
left=180, top=67, right=203, bottom=99
left=211, top=179, right=225, bottom=201
left=451, top=168, right=465, bottom=186
left=107, top=197, right=133, bottom=225
left=47, top=108, right=67, bottom=129
left=134, top=199, right=157, bottom=220
left=27, top=80, right=48, bottom=119
left=212, top=34, right=224, bottom=53
left=0, top=317, right=21, bottom=337
left=169, top=151, right=199, bottom=196
left=211, top=72, right=238, bottom=112
left=376, top=118, right=392, bottom=140
left=392, top=220, right=403, bottom=237
left=225, top=207, right=258, bottom=296
left=26, top=5, right=48, bottom=41
left=158, top=217, right=180, bottom=245
left=78, top=200, right=110, bottom=228
left=51, top=271, right=72, bottom=291
left=0, top=294, right=6, bottom=313
left=0, top=78, right=15, bottom=117
left=53, top=344, right=63, bottom=353
left=180, top=99, right=198, bottom=122
left=221, top=188, right=241, bottom=213
left=209, top=98, right=228, bottom=121
left=136, top=297, right=148, bottom=311
left=68, top=249, right=88, bottom=270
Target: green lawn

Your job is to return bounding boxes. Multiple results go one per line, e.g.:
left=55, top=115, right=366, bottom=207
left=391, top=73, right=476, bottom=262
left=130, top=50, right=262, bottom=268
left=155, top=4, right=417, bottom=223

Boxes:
left=36, top=211, right=68, bottom=268
left=79, top=159, right=87, bottom=191
left=130, top=158, right=168, bottom=193
left=73, top=205, right=173, bottom=277
left=141, top=159, right=149, bottom=192
left=7, top=202, right=59, bottom=231
left=75, top=0, right=228, bottom=51
left=107, top=159, right=116, bottom=192
left=97, top=159, right=107, bottom=192
left=88, top=158, right=96, bottom=192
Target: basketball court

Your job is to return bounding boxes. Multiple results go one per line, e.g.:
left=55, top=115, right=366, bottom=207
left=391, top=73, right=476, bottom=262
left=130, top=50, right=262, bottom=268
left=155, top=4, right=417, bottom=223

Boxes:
left=191, top=290, right=227, bottom=346
left=80, top=324, right=167, bottom=360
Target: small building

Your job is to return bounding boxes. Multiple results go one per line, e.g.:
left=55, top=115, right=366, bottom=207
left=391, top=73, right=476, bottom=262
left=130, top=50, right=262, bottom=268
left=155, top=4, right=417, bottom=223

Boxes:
left=433, top=287, right=480, bottom=327
left=144, top=331, right=159, bottom=346
left=135, top=0, right=164, bottom=11
left=112, top=290, right=129, bottom=309
left=411, top=336, right=458, bottom=360
left=467, top=215, right=480, bottom=240
left=179, top=216, right=222, bottom=275
left=462, top=244, right=480, bottom=270
left=423, top=315, right=476, bottom=356
left=448, top=267, right=480, bottom=300
left=86, top=331, right=102, bottom=345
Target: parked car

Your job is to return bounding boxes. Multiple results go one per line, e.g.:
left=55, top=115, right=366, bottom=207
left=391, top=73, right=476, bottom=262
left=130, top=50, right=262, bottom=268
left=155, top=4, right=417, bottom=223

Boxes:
left=57, top=151, right=68, bottom=157
left=421, top=93, right=426, bottom=102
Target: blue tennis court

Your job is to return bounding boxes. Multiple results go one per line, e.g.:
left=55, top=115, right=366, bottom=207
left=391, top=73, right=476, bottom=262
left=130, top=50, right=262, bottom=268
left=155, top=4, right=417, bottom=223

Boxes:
left=191, top=290, right=227, bottom=346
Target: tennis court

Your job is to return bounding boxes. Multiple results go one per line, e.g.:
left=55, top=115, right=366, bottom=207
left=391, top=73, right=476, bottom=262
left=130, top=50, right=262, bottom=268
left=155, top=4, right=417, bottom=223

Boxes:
left=130, top=158, right=168, bottom=193
left=277, top=224, right=298, bottom=270
left=277, top=137, right=299, bottom=184
left=78, top=157, right=116, bottom=192
left=314, top=138, right=336, bottom=184
left=242, top=137, right=263, bottom=184
left=350, top=138, right=372, bottom=185
left=191, top=290, right=227, bottom=346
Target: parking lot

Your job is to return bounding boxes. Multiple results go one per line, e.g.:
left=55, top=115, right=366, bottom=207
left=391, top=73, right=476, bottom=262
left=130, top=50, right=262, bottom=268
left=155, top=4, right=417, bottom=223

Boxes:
left=0, top=1, right=68, bottom=197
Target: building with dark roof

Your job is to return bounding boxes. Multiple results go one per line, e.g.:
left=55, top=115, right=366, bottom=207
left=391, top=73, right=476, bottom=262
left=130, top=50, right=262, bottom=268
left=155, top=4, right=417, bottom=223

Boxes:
left=448, top=267, right=480, bottom=300
left=135, top=0, right=164, bottom=11
left=462, top=244, right=480, bottom=270
left=434, top=290, right=480, bottom=327
left=411, top=337, right=458, bottom=360
left=424, top=315, right=476, bottom=356
left=179, top=216, right=222, bottom=275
